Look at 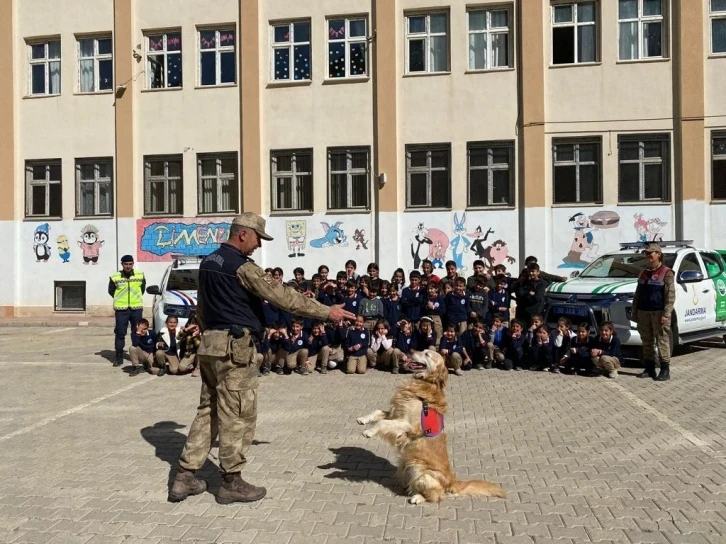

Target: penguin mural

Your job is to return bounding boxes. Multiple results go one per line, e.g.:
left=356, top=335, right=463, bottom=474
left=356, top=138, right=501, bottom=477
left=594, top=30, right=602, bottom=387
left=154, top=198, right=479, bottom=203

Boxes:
left=78, top=224, right=105, bottom=265
left=33, top=223, right=51, bottom=262
left=57, top=235, right=71, bottom=263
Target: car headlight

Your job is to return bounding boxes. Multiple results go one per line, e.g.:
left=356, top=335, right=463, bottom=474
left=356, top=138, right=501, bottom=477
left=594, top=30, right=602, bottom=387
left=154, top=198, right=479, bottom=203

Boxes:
left=614, top=293, right=634, bottom=302
left=164, top=304, right=190, bottom=317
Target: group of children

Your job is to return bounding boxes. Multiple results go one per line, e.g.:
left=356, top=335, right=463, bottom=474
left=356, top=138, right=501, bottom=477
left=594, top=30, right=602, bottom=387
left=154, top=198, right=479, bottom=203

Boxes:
left=255, top=258, right=624, bottom=379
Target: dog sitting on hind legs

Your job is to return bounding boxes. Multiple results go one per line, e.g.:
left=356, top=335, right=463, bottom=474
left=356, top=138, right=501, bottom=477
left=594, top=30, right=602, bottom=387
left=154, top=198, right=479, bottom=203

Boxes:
left=356, top=349, right=506, bottom=504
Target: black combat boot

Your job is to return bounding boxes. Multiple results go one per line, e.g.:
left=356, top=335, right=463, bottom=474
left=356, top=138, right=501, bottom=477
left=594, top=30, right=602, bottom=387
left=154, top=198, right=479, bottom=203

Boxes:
left=216, top=473, right=267, bottom=504
left=655, top=362, right=670, bottom=381
left=113, top=350, right=123, bottom=367
left=638, top=360, right=657, bottom=379
left=168, top=467, right=207, bottom=502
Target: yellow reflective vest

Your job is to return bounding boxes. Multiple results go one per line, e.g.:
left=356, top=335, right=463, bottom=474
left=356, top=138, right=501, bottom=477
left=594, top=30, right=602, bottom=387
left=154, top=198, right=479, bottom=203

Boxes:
left=110, top=270, right=145, bottom=310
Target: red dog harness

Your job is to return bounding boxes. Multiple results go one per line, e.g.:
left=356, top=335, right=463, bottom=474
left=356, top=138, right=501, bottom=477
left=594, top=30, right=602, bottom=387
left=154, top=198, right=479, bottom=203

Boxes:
left=421, top=400, right=445, bottom=438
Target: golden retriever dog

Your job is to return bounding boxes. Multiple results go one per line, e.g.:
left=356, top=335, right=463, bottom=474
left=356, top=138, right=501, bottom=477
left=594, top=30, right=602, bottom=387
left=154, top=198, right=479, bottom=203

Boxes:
left=356, top=349, right=506, bottom=504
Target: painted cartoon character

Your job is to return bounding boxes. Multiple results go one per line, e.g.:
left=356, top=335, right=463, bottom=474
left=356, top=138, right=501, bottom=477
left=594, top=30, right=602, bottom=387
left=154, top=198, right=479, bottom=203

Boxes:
left=427, top=228, right=449, bottom=269
left=411, top=223, right=432, bottom=270
left=482, top=240, right=516, bottom=271
left=285, top=220, right=306, bottom=257
left=647, top=217, right=667, bottom=242
left=33, top=223, right=51, bottom=263
left=469, top=226, right=495, bottom=260
left=633, top=213, right=649, bottom=242
left=57, top=235, right=71, bottom=263
left=310, top=222, right=348, bottom=248
left=449, top=213, right=471, bottom=271
left=353, top=229, right=369, bottom=250
left=78, top=224, right=105, bottom=265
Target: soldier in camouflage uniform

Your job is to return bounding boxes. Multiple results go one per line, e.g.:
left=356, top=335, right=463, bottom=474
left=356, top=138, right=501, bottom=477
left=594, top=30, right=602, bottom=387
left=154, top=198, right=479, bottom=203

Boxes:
left=168, top=213, right=356, bottom=504
left=632, top=243, right=676, bottom=382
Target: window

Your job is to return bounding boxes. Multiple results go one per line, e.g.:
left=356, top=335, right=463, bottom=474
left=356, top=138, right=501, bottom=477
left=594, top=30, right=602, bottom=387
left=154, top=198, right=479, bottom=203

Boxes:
left=406, top=145, right=451, bottom=209
left=699, top=252, right=723, bottom=279
left=271, top=21, right=311, bottom=81
left=552, top=2, right=597, bottom=64
left=467, top=142, right=514, bottom=207
left=713, top=135, right=726, bottom=199
left=405, top=12, right=449, bottom=73
left=618, top=134, right=670, bottom=202
left=199, top=28, right=236, bottom=86
left=468, top=8, right=510, bottom=70
left=713, top=0, right=726, bottom=54
left=198, top=153, right=239, bottom=214
left=327, top=18, right=368, bottom=78
left=26, top=160, right=62, bottom=218
left=28, top=39, right=61, bottom=95
left=553, top=139, right=601, bottom=204
left=328, top=148, right=370, bottom=210
left=76, top=158, right=113, bottom=217
left=146, top=31, right=182, bottom=89
left=618, top=0, right=665, bottom=60
left=271, top=150, right=313, bottom=211
left=144, top=155, right=183, bottom=215
left=78, top=36, right=112, bottom=92
left=54, top=282, right=86, bottom=312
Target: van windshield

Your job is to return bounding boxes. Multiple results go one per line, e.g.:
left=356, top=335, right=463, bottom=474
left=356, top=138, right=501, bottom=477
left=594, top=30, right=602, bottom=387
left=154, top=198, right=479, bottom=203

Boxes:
left=579, top=253, right=677, bottom=279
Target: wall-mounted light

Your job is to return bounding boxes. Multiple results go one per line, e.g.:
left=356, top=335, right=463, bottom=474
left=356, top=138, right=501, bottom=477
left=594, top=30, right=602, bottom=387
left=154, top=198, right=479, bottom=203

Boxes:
left=115, top=84, right=127, bottom=98
left=378, top=173, right=387, bottom=188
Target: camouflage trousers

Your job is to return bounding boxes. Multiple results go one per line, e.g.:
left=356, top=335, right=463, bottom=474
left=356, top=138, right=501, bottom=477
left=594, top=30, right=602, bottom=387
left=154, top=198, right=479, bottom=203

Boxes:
left=179, top=330, right=258, bottom=475
left=637, top=310, right=671, bottom=363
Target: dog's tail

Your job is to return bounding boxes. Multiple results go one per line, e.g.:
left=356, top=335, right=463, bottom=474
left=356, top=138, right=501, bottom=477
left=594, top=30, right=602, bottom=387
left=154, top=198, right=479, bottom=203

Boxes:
left=449, top=479, right=506, bottom=499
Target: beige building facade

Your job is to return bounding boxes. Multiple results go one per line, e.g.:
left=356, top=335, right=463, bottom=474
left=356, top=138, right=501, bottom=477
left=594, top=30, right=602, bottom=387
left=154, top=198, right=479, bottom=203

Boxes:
left=0, top=0, right=725, bottom=316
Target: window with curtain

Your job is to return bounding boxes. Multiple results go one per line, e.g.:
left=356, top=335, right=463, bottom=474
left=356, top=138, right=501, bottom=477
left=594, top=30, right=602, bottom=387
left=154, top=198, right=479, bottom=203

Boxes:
left=271, top=150, right=313, bottom=211
left=468, top=8, right=511, bottom=70
left=327, top=18, right=368, bottom=78
left=199, top=29, right=236, bottom=86
left=327, top=147, right=370, bottom=210
left=78, top=36, right=113, bottom=93
left=406, top=145, right=451, bottom=209
left=618, top=0, right=665, bottom=60
left=551, top=2, right=597, bottom=64
left=271, top=21, right=311, bottom=81
left=25, top=160, right=62, bottom=218
left=405, top=12, right=449, bottom=73
left=28, top=39, right=61, bottom=95
left=712, top=0, right=726, bottom=54
left=618, top=134, right=670, bottom=202
left=467, top=142, right=515, bottom=207
left=146, top=31, right=182, bottom=89
left=76, top=158, right=113, bottom=216
left=197, top=153, right=239, bottom=214
left=144, top=156, right=183, bottom=215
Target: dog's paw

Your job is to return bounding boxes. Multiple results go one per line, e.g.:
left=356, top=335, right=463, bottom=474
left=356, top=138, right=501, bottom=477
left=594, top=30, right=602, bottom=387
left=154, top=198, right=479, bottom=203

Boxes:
left=356, top=417, right=368, bottom=425
left=409, top=494, right=426, bottom=505
left=362, top=429, right=375, bottom=438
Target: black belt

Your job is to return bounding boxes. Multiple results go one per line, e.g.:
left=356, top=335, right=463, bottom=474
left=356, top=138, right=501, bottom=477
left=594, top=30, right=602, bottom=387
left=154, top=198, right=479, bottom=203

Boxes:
left=207, top=325, right=260, bottom=341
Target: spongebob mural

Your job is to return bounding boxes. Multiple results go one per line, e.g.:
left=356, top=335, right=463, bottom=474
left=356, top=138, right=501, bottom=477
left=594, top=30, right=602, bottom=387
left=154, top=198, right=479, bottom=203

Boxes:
left=285, top=220, right=307, bottom=258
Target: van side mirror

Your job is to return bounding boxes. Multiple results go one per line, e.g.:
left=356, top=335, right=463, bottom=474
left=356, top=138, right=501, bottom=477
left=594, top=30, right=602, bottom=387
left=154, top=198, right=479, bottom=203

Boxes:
left=146, top=285, right=161, bottom=295
left=678, top=270, right=704, bottom=283
left=570, top=271, right=580, bottom=278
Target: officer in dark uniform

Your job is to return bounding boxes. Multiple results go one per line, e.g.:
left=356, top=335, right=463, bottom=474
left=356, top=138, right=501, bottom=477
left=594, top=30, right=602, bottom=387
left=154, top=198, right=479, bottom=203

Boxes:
left=169, top=213, right=355, bottom=505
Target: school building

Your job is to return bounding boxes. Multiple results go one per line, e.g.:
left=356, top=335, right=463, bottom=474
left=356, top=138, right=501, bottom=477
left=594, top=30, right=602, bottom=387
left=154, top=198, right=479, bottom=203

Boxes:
left=0, top=0, right=724, bottom=316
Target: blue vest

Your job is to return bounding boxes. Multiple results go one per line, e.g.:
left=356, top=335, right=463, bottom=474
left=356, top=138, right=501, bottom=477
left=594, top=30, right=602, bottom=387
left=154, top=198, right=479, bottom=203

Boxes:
left=198, top=243, right=265, bottom=336
left=637, top=265, right=670, bottom=312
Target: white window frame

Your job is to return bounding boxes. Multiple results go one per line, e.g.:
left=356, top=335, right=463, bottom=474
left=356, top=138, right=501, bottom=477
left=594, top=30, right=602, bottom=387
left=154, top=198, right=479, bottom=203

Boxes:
left=617, top=0, right=667, bottom=61
left=197, top=153, right=239, bottom=215
left=327, top=147, right=370, bottom=210
left=270, top=150, right=313, bottom=212
left=618, top=134, right=670, bottom=202
left=25, top=160, right=62, bottom=218
left=270, top=20, right=312, bottom=82
left=326, top=17, right=369, bottom=79
left=197, top=28, right=236, bottom=86
left=467, top=142, right=515, bottom=208
left=711, top=0, right=726, bottom=55
left=551, top=2, right=597, bottom=64
left=405, top=12, right=449, bottom=74
left=27, top=39, right=61, bottom=96
left=144, top=155, right=183, bottom=216
left=75, top=158, right=114, bottom=217
left=552, top=138, right=602, bottom=204
left=467, top=7, right=512, bottom=71
left=77, top=35, right=113, bottom=93
left=145, top=31, right=183, bottom=89
left=405, top=145, right=451, bottom=209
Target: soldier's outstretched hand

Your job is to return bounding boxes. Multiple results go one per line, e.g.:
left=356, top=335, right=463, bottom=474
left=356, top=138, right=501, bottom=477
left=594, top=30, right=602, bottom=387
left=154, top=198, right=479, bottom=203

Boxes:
left=329, top=304, right=356, bottom=323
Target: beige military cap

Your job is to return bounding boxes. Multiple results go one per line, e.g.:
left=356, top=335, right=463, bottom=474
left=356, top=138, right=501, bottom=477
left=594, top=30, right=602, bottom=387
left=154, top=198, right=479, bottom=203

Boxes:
left=232, top=213, right=273, bottom=241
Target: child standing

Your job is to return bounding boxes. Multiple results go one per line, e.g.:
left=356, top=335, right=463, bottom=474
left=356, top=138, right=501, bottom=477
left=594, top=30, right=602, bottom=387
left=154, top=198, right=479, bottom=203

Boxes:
left=488, top=277, right=511, bottom=323
left=468, top=278, right=489, bottom=326
left=444, top=277, right=470, bottom=335
left=401, top=271, right=424, bottom=324
left=422, top=282, right=446, bottom=345
left=591, top=322, right=623, bottom=379
left=343, top=280, right=363, bottom=318
left=358, top=284, right=385, bottom=330
left=345, top=315, right=371, bottom=374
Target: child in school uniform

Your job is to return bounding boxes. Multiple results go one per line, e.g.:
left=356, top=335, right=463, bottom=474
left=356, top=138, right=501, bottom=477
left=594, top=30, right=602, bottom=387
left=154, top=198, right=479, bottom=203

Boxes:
left=488, top=277, right=511, bottom=323
left=460, top=319, right=488, bottom=369
left=444, top=277, right=470, bottom=335
left=280, top=318, right=309, bottom=375
left=422, top=282, right=446, bottom=345
left=368, top=319, right=394, bottom=370
left=401, top=271, right=424, bottom=324
left=358, top=284, right=385, bottom=331
left=551, top=317, right=575, bottom=373
left=438, top=324, right=470, bottom=376
left=487, top=314, right=508, bottom=368
left=590, top=321, right=623, bottom=379
left=566, top=322, right=594, bottom=375
left=412, top=316, right=437, bottom=351
left=392, top=319, right=414, bottom=374
left=306, top=321, right=330, bottom=374
left=468, top=278, right=489, bottom=327
left=502, top=319, right=526, bottom=371
left=345, top=315, right=371, bottom=374
left=530, top=325, right=555, bottom=371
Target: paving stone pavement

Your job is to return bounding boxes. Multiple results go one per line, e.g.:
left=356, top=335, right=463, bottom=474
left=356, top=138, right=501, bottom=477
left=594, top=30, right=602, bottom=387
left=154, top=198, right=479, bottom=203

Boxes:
left=0, top=327, right=725, bottom=544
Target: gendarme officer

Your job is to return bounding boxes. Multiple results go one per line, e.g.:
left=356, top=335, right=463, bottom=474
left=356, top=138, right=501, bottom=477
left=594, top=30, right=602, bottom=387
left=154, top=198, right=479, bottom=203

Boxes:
left=168, top=213, right=355, bottom=504
left=632, top=243, right=675, bottom=381
left=108, top=254, right=146, bottom=367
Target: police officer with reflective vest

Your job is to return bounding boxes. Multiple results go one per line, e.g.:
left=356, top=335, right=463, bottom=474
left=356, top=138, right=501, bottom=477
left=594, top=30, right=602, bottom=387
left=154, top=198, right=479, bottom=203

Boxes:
left=108, top=255, right=146, bottom=367
left=168, top=213, right=356, bottom=505
left=632, top=243, right=675, bottom=381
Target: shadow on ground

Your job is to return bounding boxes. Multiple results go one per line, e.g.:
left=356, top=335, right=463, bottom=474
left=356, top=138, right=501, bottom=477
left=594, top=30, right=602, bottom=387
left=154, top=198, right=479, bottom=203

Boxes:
left=319, top=446, right=402, bottom=495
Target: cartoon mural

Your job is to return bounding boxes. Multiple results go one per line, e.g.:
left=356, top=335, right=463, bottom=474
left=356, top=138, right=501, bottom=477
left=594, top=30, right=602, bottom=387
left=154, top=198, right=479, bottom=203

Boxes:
left=634, top=213, right=668, bottom=242
left=137, top=218, right=230, bottom=262
left=410, top=223, right=431, bottom=270
left=353, top=229, right=369, bottom=250
left=57, top=235, right=71, bottom=263
left=309, top=222, right=348, bottom=248
left=285, top=220, right=306, bottom=257
left=78, top=224, right=105, bottom=265
left=33, top=223, right=51, bottom=262
left=450, top=213, right=471, bottom=271
left=427, top=228, right=449, bottom=269
left=481, top=239, right=516, bottom=271
left=469, top=226, right=495, bottom=259
left=561, top=211, right=621, bottom=268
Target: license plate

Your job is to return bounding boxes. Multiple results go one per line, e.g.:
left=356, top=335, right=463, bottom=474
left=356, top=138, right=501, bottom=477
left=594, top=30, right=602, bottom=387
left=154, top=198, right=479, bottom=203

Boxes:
left=551, top=305, right=589, bottom=318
